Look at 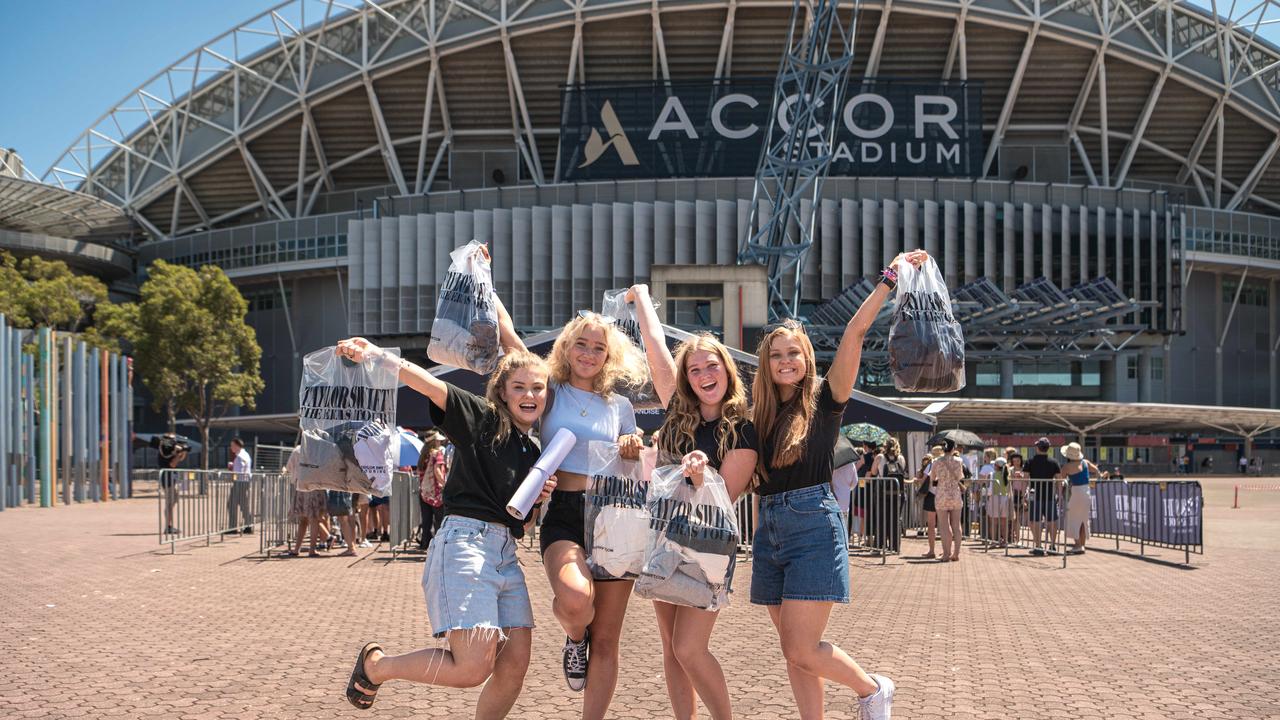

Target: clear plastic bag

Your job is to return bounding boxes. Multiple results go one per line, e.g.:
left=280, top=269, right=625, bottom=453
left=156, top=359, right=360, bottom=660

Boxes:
left=888, top=257, right=967, bottom=393
left=584, top=441, right=650, bottom=580
left=601, top=289, right=657, bottom=407
left=427, top=241, right=504, bottom=374
left=295, top=346, right=400, bottom=497
left=634, top=464, right=740, bottom=611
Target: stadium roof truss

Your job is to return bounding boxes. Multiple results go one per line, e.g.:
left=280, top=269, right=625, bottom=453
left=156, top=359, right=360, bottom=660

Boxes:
left=40, top=0, right=1280, bottom=240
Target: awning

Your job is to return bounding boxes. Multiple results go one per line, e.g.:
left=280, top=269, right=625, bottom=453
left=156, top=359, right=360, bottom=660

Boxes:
left=399, top=325, right=935, bottom=432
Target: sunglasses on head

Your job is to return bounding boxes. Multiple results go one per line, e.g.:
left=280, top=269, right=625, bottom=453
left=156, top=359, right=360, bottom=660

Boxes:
left=577, top=310, right=618, bottom=324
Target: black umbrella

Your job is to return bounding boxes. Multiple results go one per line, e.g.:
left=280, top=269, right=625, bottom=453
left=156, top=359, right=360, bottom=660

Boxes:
left=833, top=435, right=861, bottom=470
left=927, top=428, right=985, bottom=450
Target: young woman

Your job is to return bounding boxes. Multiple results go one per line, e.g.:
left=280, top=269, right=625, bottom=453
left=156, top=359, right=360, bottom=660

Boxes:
left=987, top=456, right=1011, bottom=547
left=417, top=431, right=448, bottom=551
left=750, top=249, right=927, bottom=720
left=1057, top=442, right=1108, bottom=554
left=932, top=440, right=967, bottom=562
left=1008, top=453, right=1029, bottom=546
left=915, top=452, right=937, bottom=553
left=626, top=283, right=758, bottom=720
left=339, top=338, right=557, bottom=717
left=494, top=299, right=647, bottom=720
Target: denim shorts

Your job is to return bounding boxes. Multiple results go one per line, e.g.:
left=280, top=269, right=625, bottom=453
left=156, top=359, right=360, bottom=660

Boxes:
left=751, top=484, right=850, bottom=605
left=423, top=515, right=535, bottom=638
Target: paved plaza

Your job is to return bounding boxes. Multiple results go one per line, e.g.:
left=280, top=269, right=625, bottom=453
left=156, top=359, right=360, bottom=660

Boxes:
left=1, top=477, right=1277, bottom=720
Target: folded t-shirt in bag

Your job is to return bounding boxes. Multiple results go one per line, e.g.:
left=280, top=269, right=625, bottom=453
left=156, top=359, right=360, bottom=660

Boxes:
left=889, top=258, right=966, bottom=393
left=428, top=241, right=503, bottom=374
left=584, top=441, right=650, bottom=580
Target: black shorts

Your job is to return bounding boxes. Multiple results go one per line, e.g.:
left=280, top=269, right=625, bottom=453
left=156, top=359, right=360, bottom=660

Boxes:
left=923, top=492, right=936, bottom=513
left=369, top=495, right=390, bottom=507
left=538, top=490, right=627, bottom=582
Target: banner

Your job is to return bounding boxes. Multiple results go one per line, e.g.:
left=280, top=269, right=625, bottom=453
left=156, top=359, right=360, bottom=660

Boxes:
left=1089, top=481, right=1202, bottom=546
left=558, top=78, right=983, bottom=182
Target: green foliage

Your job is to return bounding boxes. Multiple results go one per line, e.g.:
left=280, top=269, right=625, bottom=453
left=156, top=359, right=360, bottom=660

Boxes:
left=0, top=251, right=120, bottom=350
left=123, top=261, right=264, bottom=468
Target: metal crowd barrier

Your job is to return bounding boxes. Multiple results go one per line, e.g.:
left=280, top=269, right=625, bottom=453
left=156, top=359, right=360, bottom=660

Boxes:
left=735, top=493, right=755, bottom=556
left=388, top=471, right=422, bottom=557
left=847, top=477, right=902, bottom=564
left=156, top=469, right=263, bottom=553
left=257, top=471, right=294, bottom=557
left=1089, top=479, right=1203, bottom=564
left=1000, top=478, right=1070, bottom=567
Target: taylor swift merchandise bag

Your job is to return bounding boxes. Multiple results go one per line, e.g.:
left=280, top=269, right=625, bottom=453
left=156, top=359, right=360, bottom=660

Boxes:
left=888, top=257, right=967, bottom=392
left=600, top=288, right=658, bottom=408
left=295, top=346, right=400, bottom=497
left=634, top=464, right=740, bottom=611
left=427, top=240, right=503, bottom=374
left=583, top=441, right=651, bottom=580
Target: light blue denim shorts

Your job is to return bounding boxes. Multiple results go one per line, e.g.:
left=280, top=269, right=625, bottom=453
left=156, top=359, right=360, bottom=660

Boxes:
left=423, top=515, right=535, bottom=638
left=750, top=484, right=851, bottom=605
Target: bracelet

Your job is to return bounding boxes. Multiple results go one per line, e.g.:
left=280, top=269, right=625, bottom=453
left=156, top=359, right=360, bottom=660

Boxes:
left=879, top=266, right=898, bottom=291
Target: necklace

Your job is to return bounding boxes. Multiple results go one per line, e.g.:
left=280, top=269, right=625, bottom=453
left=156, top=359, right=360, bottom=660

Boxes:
left=562, top=384, right=593, bottom=417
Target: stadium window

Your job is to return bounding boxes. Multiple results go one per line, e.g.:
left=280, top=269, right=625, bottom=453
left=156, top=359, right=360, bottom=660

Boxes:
left=1151, top=357, right=1164, bottom=381
left=1126, top=355, right=1138, bottom=380
left=975, top=363, right=1000, bottom=386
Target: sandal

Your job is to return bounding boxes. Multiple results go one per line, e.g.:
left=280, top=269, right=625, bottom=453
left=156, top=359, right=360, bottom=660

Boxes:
left=346, top=642, right=383, bottom=709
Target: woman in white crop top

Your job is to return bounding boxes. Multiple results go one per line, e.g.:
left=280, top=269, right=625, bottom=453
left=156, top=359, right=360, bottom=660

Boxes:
left=496, top=295, right=647, bottom=719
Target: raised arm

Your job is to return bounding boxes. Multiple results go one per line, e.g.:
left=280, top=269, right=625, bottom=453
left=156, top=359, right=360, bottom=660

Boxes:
left=626, top=284, right=678, bottom=407
left=492, top=290, right=528, bottom=354
left=337, top=337, right=448, bottom=410
left=828, top=250, right=929, bottom=403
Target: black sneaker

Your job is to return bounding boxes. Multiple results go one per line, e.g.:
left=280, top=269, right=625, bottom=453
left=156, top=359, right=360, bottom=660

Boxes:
left=380, top=532, right=390, bottom=543
left=1030, top=547, right=1045, bottom=556
left=562, top=631, right=589, bottom=692
left=243, top=527, right=254, bottom=535
left=1049, top=544, right=1057, bottom=553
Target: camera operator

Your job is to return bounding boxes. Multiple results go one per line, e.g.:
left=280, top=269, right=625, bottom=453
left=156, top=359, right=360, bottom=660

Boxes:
left=156, top=433, right=190, bottom=535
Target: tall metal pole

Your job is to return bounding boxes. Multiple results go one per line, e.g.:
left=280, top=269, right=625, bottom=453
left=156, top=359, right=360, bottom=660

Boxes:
left=38, top=327, right=52, bottom=508
left=74, top=341, right=86, bottom=503
left=0, top=314, right=7, bottom=511
left=62, top=335, right=73, bottom=505
left=88, top=349, right=100, bottom=502
left=25, top=352, right=36, bottom=504
left=100, top=347, right=110, bottom=501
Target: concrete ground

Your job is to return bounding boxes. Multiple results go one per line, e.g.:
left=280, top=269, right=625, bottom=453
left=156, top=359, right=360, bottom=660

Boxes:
left=0, top=476, right=1276, bottom=719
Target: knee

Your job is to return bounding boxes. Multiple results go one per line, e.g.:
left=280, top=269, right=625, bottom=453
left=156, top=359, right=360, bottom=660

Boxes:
left=779, top=640, right=819, bottom=674
left=671, top=635, right=709, bottom=670
left=587, top=631, right=620, bottom=661
left=455, top=656, right=497, bottom=688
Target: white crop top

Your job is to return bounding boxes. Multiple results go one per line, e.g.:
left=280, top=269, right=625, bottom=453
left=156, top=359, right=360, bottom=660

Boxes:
left=540, top=382, right=637, bottom=475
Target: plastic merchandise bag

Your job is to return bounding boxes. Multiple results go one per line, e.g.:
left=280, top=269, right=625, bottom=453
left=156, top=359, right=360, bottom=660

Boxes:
left=428, top=241, right=503, bottom=374
left=584, top=441, right=650, bottom=580
left=634, top=464, right=740, bottom=611
left=295, top=346, right=400, bottom=497
left=601, top=288, right=657, bottom=407
left=888, top=257, right=967, bottom=393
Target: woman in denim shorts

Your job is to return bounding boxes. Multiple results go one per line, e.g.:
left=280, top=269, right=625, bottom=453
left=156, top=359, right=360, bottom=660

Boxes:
left=337, top=337, right=557, bottom=717
left=749, top=250, right=928, bottom=720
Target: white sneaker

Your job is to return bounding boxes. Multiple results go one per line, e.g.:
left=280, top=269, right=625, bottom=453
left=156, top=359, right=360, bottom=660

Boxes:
left=859, top=674, right=895, bottom=720
left=358, top=540, right=373, bottom=548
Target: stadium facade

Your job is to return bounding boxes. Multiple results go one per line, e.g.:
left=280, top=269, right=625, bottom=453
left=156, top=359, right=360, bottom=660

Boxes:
left=12, top=0, right=1280, bottom=449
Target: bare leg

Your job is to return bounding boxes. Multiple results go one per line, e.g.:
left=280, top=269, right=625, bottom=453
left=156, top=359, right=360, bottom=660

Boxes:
left=925, top=511, right=937, bottom=556
left=670, top=604, right=732, bottom=720
left=582, top=578, right=634, bottom=720
left=543, top=540, right=595, bottom=641
left=292, top=517, right=306, bottom=555
left=340, top=516, right=358, bottom=555
left=362, top=628, right=501, bottom=690
left=654, top=601, right=697, bottom=720
left=766, top=604, right=822, bottom=720
left=948, top=510, right=963, bottom=560
left=474, top=628, right=532, bottom=720
left=939, top=509, right=955, bottom=559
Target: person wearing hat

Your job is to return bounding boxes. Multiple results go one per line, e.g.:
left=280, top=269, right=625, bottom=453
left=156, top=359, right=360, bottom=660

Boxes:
left=1056, top=442, right=1108, bottom=554
left=986, top=456, right=1012, bottom=547
left=416, top=430, right=450, bottom=551
left=1024, top=437, right=1061, bottom=556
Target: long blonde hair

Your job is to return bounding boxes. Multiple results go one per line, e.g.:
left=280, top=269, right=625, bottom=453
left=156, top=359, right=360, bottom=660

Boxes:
left=751, top=320, right=819, bottom=469
left=485, top=350, right=550, bottom=445
left=548, top=313, right=648, bottom=397
left=657, top=334, right=749, bottom=464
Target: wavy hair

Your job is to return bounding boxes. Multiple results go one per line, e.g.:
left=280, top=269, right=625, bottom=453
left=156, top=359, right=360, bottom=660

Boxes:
left=751, top=320, right=819, bottom=470
left=884, top=437, right=901, bottom=462
left=548, top=313, right=648, bottom=397
left=657, top=333, right=749, bottom=465
left=485, top=349, right=551, bottom=445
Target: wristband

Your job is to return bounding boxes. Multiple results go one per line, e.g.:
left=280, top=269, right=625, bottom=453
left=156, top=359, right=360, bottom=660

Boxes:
left=879, top=266, right=898, bottom=291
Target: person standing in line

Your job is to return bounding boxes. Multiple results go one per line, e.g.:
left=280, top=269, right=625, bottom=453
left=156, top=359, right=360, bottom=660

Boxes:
left=987, top=456, right=1011, bottom=547
left=418, top=431, right=448, bottom=551
left=931, top=440, right=966, bottom=563
left=626, top=283, right=759, bottom=720
left=495, top=294, right=647, bottom=719
left=918, top=449, right=941, bottom=557
left=1025, top=437, right=1061, bottom=556
left=1240, top=455, right=1249, bottom=475
left=870, top=438, right=907, bottom=551
left=976, top=448, right=997, bottom=542
left=748, top=250, right=927, bottom=720
left=226, top=437, right=254, bottom=534
left=1057, top=442, right=1107, bottom=555
left=338, top=338, right=557, bottom=716
left=327, top=490, right=358, bottom=557
left=1008, top=453, right=1029, bottom=546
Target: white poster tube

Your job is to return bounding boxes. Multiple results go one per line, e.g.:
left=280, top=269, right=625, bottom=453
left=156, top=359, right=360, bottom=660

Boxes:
left=507, top=428, right=577, bottom=519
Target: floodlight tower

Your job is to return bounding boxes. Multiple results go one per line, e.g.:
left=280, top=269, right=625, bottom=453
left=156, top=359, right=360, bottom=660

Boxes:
left=739, top=0, right=862, bottom=321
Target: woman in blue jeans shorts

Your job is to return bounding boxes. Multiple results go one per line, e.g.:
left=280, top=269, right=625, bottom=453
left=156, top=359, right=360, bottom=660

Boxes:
left=337, top=338, right=557, bottom=718
left=750, top=250, right=928, bottom=720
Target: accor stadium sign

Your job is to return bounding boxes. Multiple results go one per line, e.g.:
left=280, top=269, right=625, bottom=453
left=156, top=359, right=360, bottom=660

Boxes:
left=557, top=79, right=983, bottom=182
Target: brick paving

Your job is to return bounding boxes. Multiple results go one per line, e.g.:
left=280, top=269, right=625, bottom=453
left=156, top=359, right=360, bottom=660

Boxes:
left=1, top=476, right=1277, bottom=719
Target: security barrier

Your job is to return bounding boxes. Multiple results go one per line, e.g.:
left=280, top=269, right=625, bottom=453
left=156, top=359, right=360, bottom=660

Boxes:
left=257, top=471, right=295, bottom=557
left=156, top=469, right=266, bottom=552
left=388, top=471, right=422, bottom=556
left=847, top=477, right=902, bottom=564
left=1089, top=479, right=1203, bottom=564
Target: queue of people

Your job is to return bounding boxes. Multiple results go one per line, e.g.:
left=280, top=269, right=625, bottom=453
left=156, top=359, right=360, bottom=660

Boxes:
left=337, top=249, right=930, bottom=720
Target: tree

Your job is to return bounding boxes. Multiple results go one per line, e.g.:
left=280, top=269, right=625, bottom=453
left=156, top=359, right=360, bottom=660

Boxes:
left=0, top=251, right=122, bottom=351
left=124, top=261, right=264, bottom=468
left=0, top=253, right=29, bottom=326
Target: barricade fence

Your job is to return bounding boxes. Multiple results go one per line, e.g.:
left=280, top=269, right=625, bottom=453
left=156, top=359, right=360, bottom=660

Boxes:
left=258, top=471, right=295, bottom=557
left=156, top=469, right=265, bottom=552
left=846, top=477, right=902, bottom=563
left=1089, top=479, right=1202, bottom=564
left=388, top=471, right=422, bottom=556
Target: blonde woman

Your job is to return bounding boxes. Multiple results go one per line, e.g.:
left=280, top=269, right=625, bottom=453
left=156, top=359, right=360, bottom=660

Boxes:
left=339, top=339, right=557, bottom=717
left=626, top=284, right=758, bottom=720
left=750, top=250, right=928, bottom=720
left=496, top=300, right=646, bottom=720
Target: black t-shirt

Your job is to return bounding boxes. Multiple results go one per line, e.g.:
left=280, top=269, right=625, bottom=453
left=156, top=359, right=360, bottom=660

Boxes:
left=756, top=378, right=848, bottom=496
left=429, top=381, right=541, bottom=538
left=657, top=415, right=758, bottom=468
left=1025, top=453, right=1060, bottom=480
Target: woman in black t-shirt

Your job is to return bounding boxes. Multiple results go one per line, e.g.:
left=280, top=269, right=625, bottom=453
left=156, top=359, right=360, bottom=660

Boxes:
left=336, top=337, right=557, bottom=715
left=749, top=250, right=928, bottom=720
left=627, top=284, right=758, bottom=720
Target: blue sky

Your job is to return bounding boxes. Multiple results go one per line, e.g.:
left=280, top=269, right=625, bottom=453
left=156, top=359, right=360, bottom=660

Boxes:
left=2, top=1, right=1276, bottom=181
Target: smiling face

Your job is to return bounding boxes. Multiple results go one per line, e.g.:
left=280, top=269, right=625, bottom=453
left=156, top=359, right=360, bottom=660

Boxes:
left=685, top=348, right=729, bottom=407
left=767, top=333, right=807, bottom=388
left=500, top=366, right=549, bottom=429
left=569, top=326, right=609, bottom=383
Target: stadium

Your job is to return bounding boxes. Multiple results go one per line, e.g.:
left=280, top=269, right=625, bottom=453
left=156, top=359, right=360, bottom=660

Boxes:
left=5, top=0, right=1280, bottom=467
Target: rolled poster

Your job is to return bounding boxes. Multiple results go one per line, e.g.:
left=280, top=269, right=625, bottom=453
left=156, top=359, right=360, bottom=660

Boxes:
left=507, top=428, right=577, bottom=519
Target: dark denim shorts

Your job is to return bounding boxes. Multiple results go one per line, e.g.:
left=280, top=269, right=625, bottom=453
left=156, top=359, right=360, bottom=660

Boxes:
left=750, top=484, right=850, bottom=605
